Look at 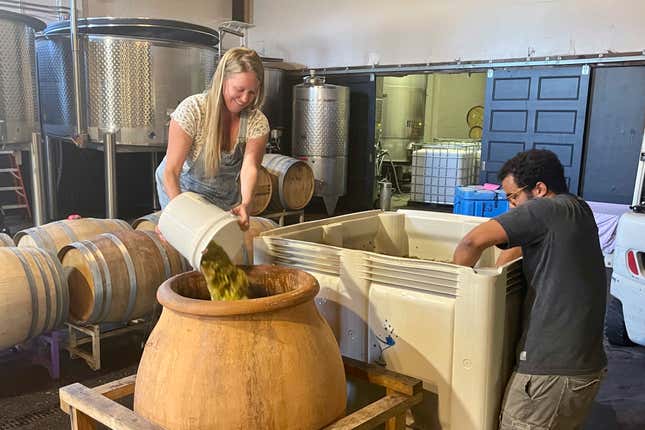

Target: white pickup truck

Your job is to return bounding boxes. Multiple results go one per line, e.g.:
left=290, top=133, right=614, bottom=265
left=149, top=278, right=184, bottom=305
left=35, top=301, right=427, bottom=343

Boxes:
left=606, top=209, right=645, bottom=346
left=605, top=134, right=645, bottom=346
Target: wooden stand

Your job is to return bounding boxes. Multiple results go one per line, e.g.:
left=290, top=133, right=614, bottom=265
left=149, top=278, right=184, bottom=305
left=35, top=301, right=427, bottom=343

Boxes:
left=66, top=320, right=148, bottom=371
left=59, top=356, right=423, bottom=430
left=262, top=209, right=305, bottom=226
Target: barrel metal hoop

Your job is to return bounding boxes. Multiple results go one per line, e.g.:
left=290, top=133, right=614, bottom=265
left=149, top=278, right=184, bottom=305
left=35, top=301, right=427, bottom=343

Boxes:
left=113, top=219, right=133, bottom=231
left=277, top=163, right=288, bottom=208
left=180, top=255, right=189, bottom=272
left=103, top=233, right=137, bottom=322
left=143, top=231, right=171, bottom=278
left=74, top=241, right=107, bottom=323
left=84, top=240, right=113, bottom=323
left=57, top=221, right=79, bottom=243
left=264, top=155, right=291, bottom=209
left=9, top=248, right=39, bottom=340
left=23, top=228, right=52, bottom=252
left=31, top=251, right=52, bottom=333
left=36, top=248, right=65, bottom=328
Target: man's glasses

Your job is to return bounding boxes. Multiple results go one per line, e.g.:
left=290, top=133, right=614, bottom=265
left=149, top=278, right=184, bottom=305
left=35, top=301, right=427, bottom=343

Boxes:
left=505, top=185, right=528, bottom=203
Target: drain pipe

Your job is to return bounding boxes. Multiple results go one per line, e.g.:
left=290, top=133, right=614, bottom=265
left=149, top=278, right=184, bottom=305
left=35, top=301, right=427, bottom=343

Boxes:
left=70, top=0, right=87, bottom=147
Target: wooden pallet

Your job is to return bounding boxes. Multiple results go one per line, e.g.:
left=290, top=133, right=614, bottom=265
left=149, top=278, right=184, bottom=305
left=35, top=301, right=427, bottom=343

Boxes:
left=59, top=356, right=423, bottom=430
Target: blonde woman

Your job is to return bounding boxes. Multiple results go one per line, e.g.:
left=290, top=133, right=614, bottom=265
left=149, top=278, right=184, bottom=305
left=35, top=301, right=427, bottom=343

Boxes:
left=155, top=47, right=269, bottom=230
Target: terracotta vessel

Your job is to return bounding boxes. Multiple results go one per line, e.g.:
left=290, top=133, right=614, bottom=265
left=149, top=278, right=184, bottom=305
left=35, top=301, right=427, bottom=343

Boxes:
left=134, top=265, right=346, bottom=429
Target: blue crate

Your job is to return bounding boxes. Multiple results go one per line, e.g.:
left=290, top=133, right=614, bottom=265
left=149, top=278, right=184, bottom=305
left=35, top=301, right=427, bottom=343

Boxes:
left=453, top=185, right=509, bottom=218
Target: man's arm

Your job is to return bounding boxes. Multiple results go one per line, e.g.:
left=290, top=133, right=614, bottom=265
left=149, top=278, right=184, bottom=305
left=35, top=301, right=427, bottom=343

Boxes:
left=496, top=247, right=522, bottom=267
left=452, top=220, right=510, bottom=267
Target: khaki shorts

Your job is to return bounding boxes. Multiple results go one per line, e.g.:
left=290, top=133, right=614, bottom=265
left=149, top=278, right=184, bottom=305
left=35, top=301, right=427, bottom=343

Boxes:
left=499, top=370, right=605, bottom=430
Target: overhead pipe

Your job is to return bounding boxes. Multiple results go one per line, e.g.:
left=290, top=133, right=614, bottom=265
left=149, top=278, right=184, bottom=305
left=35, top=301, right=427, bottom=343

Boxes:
left=70, top=0, right=87, bottom=147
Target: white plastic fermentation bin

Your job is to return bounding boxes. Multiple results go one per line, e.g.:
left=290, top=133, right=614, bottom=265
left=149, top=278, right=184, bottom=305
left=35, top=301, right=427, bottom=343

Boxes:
left=255, top=210, right=525, bottom=430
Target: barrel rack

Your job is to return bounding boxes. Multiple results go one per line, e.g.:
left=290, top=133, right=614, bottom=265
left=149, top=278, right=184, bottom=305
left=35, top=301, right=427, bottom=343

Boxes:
left=59, top=356, right=423, bottom=430
left=66, top=319, right=150, bottom=371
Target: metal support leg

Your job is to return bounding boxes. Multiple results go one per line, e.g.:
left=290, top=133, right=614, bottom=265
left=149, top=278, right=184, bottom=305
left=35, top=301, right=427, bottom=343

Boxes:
left=30, top=132, right=46, bottom=226
left=104, top=132, right=117, bottom=218
left=44, top=135, right=57, bottom=220
left=151, top=151, right=160, bottom=210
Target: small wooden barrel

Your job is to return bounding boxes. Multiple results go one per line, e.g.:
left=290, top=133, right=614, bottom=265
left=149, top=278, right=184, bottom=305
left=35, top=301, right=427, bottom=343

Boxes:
left=132, top=212, right=162, bottom=231
left=0, top=232, right=14, bottom=247
left=248, top=166, right=273, bottom=216
left=15, top=218, right=132, bottom=255
left=236, top=217, right=279, bottom=265
left=0, top=247, right=69, bottom=350
left=59, top=230, right=188, bottom=324
left=261, top=154, right=314, bottom=211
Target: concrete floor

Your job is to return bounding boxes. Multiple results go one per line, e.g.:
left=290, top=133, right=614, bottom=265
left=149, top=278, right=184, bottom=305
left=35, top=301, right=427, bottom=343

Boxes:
left=0, top=333, right=141, bottom=430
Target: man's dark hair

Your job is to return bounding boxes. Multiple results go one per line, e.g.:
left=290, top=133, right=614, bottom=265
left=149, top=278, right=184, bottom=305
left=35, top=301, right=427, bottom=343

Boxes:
left=497, top=149, right=568, bottom=193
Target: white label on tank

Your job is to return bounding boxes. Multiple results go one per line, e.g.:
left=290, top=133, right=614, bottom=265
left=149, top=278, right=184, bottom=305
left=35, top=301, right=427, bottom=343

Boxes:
left=520, top=350, right=527, bottom=361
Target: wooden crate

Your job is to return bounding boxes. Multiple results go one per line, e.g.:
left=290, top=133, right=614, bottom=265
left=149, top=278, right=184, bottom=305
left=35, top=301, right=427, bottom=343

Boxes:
left=59, top=356, right=423, bottom=430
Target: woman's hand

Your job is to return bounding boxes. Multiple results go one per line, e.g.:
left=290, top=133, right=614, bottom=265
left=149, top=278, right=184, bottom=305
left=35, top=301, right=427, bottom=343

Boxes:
left=231, top=203, right=250, bottom=231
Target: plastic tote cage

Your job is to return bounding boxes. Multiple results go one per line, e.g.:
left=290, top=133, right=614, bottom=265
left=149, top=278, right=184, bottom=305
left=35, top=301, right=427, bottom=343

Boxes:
left=411, top=140, right=481, bottom=205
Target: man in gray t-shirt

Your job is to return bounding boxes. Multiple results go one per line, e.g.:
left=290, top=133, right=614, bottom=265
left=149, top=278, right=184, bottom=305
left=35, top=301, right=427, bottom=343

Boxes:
left=453, top=149, right=607, bottom=430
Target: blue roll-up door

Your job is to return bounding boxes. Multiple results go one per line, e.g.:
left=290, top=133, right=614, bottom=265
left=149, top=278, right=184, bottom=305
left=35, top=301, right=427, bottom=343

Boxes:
left=480, top=66, right=591, bottom=193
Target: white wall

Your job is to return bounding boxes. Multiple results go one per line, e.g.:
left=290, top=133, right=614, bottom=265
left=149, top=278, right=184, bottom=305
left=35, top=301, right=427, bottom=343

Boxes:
left=249, top=0, right=645, bottom=68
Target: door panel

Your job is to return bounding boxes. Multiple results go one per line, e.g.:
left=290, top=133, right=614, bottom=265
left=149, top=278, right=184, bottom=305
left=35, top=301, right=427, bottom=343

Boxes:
left=481, top=66, right=590, bottom=193
left=581, top=66, right=645, bottom=204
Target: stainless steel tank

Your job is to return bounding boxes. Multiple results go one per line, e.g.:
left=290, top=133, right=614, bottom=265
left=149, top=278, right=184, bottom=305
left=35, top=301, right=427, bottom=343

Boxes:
left=292, top=72, right=349, bottom=215
left=36, top=18, right=219, bottom=146
left=381, top=75, right=426, bottom=163
left=0, top=10, right=45, bottom=145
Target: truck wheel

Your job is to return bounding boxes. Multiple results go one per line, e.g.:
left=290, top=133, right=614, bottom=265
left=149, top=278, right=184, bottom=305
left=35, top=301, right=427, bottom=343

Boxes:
left=605, top=295, right=635, bottom=346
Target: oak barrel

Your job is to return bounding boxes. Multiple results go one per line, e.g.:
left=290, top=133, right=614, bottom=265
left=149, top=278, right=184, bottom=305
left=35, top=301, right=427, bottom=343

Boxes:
left=59, top=230, right=188, bottom=323
left=248, top=166, right=273, bottom=216
left=0, top=247, right=68, bottom=350
left=132, top=212, right=162, bottom=231
left=233, top=216, right=278, bottom=265
left=15, top=218, right=132, bottom=254
left=261, top=154, right=314, bottom=211
left=0, top=232, right=14, bottom=246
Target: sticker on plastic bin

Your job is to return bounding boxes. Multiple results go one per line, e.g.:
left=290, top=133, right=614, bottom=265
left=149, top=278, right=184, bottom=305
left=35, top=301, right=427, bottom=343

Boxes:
left=373, top=319, right=398, bottom=366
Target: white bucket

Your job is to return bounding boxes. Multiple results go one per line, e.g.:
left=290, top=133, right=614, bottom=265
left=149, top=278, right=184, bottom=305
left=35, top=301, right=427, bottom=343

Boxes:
left=158, top=192, right=244, bottom=269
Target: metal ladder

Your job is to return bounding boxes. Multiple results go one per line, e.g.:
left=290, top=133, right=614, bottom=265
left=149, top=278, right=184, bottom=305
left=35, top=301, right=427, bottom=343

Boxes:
left=0, top=151, right=32, bottom=220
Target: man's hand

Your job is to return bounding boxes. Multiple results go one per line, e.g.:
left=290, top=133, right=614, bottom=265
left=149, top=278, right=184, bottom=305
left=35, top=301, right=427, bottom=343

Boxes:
left=231, top=204, right=250, bottom=231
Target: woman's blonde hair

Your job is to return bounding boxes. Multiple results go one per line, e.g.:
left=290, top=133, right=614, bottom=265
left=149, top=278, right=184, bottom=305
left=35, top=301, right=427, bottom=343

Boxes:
left=201, top=47, right=264, bottom=176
